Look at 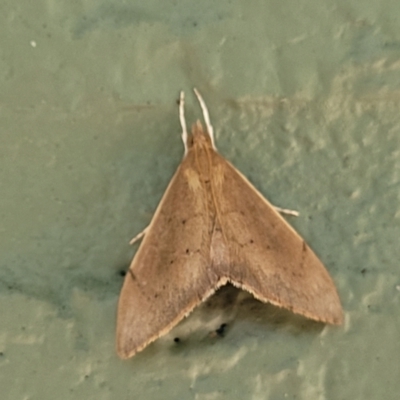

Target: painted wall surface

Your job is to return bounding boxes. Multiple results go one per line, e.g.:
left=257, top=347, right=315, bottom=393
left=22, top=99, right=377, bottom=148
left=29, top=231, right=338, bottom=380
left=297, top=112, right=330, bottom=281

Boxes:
left=1, top=0, right=399, bottom=399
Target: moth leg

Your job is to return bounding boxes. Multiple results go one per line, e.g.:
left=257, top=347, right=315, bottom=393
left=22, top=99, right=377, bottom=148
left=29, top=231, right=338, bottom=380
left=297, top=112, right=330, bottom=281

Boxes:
left=274, top=206, right=299, bottom=217
left=129, top=226, right=149, bottom=245
left=179, top=91, right=188, bottom=156
left=193, top=88, right=216, bottom=150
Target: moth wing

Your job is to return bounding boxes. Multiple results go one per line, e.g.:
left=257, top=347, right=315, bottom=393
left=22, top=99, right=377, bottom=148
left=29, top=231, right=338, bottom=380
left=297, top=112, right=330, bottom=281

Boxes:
left=116, top=156, right=218, bottom=359
left=212, top=153, right=343, bottom=325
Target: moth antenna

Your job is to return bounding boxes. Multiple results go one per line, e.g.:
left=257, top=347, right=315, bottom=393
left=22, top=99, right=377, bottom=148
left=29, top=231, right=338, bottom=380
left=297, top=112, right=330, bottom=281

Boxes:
left=179, top=91, right=188, bottom=156
left=193, top=88, right=216, bottom=150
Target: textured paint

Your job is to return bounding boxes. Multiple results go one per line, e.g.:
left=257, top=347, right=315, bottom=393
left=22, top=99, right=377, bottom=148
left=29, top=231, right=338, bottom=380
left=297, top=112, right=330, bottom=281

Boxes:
left=2, top=0, right=400, bottom=398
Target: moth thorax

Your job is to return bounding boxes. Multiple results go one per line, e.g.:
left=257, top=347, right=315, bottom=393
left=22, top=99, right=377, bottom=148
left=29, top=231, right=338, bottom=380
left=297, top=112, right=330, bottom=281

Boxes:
left=188, top=120, right=213, bottom=149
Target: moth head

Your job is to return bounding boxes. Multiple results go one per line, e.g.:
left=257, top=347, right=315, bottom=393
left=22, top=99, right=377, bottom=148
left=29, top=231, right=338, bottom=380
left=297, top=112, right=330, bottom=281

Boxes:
left=187, top=120, right=213, bottom=150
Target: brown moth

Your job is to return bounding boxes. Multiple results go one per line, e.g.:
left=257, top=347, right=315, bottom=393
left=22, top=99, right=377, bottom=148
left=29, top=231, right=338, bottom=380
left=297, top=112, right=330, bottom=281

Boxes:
left=116, top=89, right=343, bottom=359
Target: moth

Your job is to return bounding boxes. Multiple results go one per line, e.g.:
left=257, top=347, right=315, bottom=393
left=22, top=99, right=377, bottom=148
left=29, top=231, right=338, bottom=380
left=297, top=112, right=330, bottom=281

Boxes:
left=116, top=89, right=343, bottom=359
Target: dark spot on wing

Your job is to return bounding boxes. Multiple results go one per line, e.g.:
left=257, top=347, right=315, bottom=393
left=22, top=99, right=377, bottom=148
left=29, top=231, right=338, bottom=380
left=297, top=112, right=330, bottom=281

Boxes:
left=299, top=241, right=307, bottom=270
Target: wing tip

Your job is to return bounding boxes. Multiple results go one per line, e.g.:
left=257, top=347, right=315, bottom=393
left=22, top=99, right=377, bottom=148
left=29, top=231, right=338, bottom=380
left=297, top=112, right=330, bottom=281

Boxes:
left=116, top=339, right=145, bottom=360
left=229, top=278, right=344, bottom=326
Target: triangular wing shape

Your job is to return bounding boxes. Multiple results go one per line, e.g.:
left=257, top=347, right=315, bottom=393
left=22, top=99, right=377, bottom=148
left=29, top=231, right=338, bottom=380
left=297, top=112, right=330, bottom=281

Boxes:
left=210, top=152, right=343, bottom=325
left=116, top=89, right=343, bottom=359
left=116, top=155, right=220, bottom=359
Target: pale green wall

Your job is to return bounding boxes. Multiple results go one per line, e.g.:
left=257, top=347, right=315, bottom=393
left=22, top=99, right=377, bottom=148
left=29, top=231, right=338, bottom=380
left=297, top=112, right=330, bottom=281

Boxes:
left=1, top=0, right=399, bottom=399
